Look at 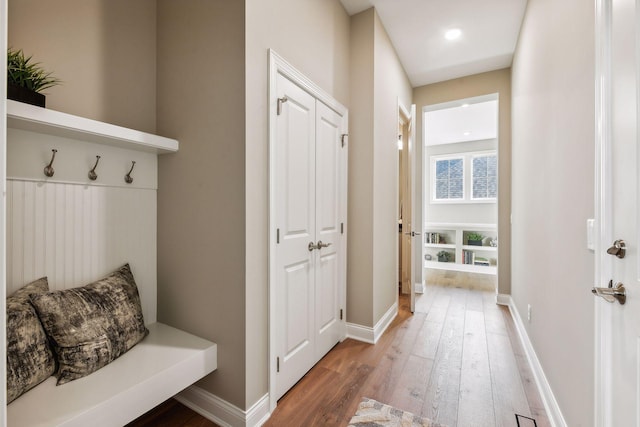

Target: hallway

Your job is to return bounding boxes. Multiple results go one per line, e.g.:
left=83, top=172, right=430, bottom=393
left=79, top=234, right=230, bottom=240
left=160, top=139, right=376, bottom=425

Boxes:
left=264, top=284, right=550, bottom=426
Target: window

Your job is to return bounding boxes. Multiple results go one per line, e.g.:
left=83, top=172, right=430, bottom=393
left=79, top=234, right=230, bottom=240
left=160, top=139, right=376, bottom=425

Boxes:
left=433, top=156, right=464, bottom=201
left=472, top=153, right=497, bottom=200
left=430, top=150, right=497, bottom=203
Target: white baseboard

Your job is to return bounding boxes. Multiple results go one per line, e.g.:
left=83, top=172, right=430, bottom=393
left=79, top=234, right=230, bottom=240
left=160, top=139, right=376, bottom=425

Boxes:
left=175, top=386, right=270, bottom=427
left=415, top=282, right=424, bottom=294
left=505, top=296, right=567, bottom=427
left=346, top=302, right=397, bottom=344
left=496, top=293, right=510, bottom=306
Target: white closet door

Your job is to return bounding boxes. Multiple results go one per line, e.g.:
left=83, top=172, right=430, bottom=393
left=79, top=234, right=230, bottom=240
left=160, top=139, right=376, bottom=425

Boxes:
left=313, top=102, right=343, bottom=361
left=274, top=75, right=317, bottom=400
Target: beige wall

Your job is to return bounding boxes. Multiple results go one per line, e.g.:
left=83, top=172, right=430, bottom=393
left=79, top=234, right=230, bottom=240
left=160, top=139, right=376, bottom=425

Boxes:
left=8, top=0, right=156, bottom=133
left=156, top=0, right=246, bottom=408
left=372, top=11, right=412, bottom=322
left=348, top=8, right=412, bottom=327
left=245, top=0, right=350, bottom=408
left=413, top=68, right=511, bottom=295
left=347, top=9, right=375, bottom=327
left=511, top=0, right=594, bottom=425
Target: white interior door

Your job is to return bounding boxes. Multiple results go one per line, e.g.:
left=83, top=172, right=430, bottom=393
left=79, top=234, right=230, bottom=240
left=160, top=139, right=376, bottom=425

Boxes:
left=314, top=101, right=343, bottom=360
left=408, top=104, right=417, bottom=313
left=274, top=75, right=317, bottom=400
left=595, top=0, right=640, bottom=424
left=273, top=71, right=346, bottom=401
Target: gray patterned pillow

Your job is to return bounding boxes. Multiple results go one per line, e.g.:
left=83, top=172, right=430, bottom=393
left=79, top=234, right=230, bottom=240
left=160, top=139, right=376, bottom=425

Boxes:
left=30, top=264, right=149, bottom=385
left=7, top=277, right=56, bottom=403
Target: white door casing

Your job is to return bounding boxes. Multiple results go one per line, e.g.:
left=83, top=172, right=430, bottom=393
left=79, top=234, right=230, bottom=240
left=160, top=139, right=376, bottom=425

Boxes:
left=594, top=0, right=640, bottom=425
left=269, top=50, right=348, bottom=408
left=409, top=104, right=417, bottom=313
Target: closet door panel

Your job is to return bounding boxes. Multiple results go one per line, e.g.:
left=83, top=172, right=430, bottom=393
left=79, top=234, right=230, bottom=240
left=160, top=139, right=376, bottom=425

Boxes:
left=314, top=102, right=343, bottom=359
left=274, top=74, right=317, bottom=399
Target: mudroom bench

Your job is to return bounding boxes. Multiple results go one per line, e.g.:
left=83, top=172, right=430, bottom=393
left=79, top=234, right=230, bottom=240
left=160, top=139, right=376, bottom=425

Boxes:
left=7, top=323, right=217, bottom=427
left=6, top=101, right=217, bottom=426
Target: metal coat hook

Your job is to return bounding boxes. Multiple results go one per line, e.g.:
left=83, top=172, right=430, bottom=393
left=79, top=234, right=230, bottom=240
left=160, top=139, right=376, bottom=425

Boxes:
left=125, top=161, right=136, bottom=184
left=44, top=149, right=57, bottom=177
left=88, top=156, right=101, bottom=181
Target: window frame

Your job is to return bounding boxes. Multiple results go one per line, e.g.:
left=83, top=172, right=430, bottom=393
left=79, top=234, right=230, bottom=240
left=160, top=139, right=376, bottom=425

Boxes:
left=429, top=150, right=497, bottom=204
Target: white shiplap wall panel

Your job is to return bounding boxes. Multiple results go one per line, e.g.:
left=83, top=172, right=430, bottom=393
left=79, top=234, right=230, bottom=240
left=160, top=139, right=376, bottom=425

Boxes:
left=6, top=180, right=157, bottom=324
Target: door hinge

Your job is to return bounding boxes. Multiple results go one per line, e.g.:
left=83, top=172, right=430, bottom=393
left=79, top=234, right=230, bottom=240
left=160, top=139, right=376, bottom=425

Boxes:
left=276, top=356, right=280, bottom=373
left=277, top=228, right=280, bottom=244
left=341, top=134, right=348, bottom=147
left=340, top=309, right=343, bottom=320
left=277, top=96, right=288, bottom=116
left=341, top=223, right=344, bottom=235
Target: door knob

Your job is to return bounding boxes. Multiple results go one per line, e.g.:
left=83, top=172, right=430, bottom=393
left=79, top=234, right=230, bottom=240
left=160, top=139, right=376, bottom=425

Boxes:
left=403, top=231, right=421, bottom=237
left=592, top=280, right=626, bottom=305
left=607, top=239, right=626, bottom=258
left=316, top=240, right=332, bottom=249
left=308, top=241, right=317, bottom=252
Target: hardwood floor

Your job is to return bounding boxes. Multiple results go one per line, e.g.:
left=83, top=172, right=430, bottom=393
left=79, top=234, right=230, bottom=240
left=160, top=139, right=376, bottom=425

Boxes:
left=129, top=284, right=549, bottom=427
left=266, top=284, right=549, bottom=427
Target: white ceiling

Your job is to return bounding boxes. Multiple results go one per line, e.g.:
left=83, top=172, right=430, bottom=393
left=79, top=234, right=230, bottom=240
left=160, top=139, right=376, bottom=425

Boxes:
left=425, top=100, right=498, bottom=146
left=339, top=0, right=528, bottom=87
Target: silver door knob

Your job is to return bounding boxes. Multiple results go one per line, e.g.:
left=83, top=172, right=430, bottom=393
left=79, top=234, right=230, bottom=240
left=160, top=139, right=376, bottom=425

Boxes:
left=317, top=240, right=332, bottom=249
left=607, top=239, right=626, bottom=258
left=592, top=280, right=626, bottom=305
left=403, top=231, right=421, bottom=237
left=308, top=241, right=317, bottom=252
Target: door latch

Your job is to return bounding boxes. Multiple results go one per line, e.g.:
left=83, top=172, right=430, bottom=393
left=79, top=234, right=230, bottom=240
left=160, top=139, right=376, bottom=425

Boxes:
left=607, top=239, right=626, bottom=258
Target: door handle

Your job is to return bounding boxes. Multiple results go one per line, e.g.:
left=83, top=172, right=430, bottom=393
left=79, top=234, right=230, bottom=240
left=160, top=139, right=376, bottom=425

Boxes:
left=403, top=231, right=421, bottom=237
left=592, top=280, right=626, bottom=305
left=309, top=241, right=332, bottom=251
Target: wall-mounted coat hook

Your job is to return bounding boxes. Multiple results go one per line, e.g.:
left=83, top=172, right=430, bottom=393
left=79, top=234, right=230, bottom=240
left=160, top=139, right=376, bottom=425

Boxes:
left=88, top=155, right=101, bottom=181
left=44, top=149, right=57, bottom=177
left=125, top=161, right=136, bottom=184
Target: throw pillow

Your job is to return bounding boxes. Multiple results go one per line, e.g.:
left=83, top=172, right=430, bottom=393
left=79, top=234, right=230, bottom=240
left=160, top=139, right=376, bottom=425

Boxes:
left=7, top=277, right=56, bottom=403
left=30, top=264, right=148, bottom=385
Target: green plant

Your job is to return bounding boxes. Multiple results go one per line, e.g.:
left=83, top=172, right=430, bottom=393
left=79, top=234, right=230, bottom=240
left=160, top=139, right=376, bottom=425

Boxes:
left=437, top=250, right=452, bottom=261
left=467, top=232, right=484, bottom=241
left=7, top=48, right=60, bottom=93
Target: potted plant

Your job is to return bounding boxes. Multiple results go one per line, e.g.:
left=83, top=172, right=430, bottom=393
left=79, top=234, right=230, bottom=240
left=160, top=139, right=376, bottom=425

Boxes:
left=437, top=250, right=452, bottom=262
left=467, top=232, right=484, bottom=246
left=7, top=48, right=60, bottom=107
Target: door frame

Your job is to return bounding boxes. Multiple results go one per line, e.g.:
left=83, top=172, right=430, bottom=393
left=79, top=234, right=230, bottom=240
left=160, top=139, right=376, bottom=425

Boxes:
left=267, top=49, right=348, bottom=412
left=594, top=0, right=615, bottom=424
left=0, top=0, right=7, bottom=417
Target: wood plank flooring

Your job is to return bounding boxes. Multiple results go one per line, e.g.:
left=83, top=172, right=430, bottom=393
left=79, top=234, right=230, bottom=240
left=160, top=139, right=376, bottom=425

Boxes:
left=129, top=284, right=549, bottom=427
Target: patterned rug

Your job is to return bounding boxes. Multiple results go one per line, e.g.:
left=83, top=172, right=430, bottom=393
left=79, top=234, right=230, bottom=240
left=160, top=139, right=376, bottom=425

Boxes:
left=348, top=398, right=447, bottom=427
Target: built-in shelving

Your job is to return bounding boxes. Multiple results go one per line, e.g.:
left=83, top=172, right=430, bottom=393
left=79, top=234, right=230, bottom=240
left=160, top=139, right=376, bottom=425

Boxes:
left=7, top=100, right=178, bottom=154
left=424, top=222, right=497, bottom=275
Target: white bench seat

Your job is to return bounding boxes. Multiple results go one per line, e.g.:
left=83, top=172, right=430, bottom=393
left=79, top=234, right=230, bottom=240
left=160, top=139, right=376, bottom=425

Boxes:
left=7, top=322, right=217, bottom=427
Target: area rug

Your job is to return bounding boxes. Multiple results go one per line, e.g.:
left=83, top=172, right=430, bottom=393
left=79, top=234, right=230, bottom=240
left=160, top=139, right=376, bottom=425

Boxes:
left=348, top=397, right=447, bottom=427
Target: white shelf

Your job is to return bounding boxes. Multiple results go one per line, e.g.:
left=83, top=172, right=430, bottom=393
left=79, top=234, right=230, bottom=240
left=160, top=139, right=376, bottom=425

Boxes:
left=425, top=243, right=456, bottom=249
left=7, top=100, right=179, bottom=154
left=424, top=260, right=497, bottom=275
left=462, top=245, right=497, bottom=252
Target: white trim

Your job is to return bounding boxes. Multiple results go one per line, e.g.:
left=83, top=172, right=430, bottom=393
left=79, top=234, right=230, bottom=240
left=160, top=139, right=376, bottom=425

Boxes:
left=176, top=386, right=270, bottom=427
left=0, top=0, right=7, bottom=418
left=414, top=282, right=424, bottom=294
left=267, top=49, right=349, bottom=413
left=594, top=0, right=614, bottom=425
left=346, top=302, right=398, bottom=344
left=503, top=296, right=567, bottom=427
left=495, top=293, right=510, bottom=306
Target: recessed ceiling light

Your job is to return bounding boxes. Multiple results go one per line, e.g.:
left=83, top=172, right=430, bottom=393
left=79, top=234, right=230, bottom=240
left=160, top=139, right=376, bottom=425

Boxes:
left=463, top=131, right=471, bottom=136
left=461, top=103, right=469, bottom=108
left=445, top=28, right=462, bottom=41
